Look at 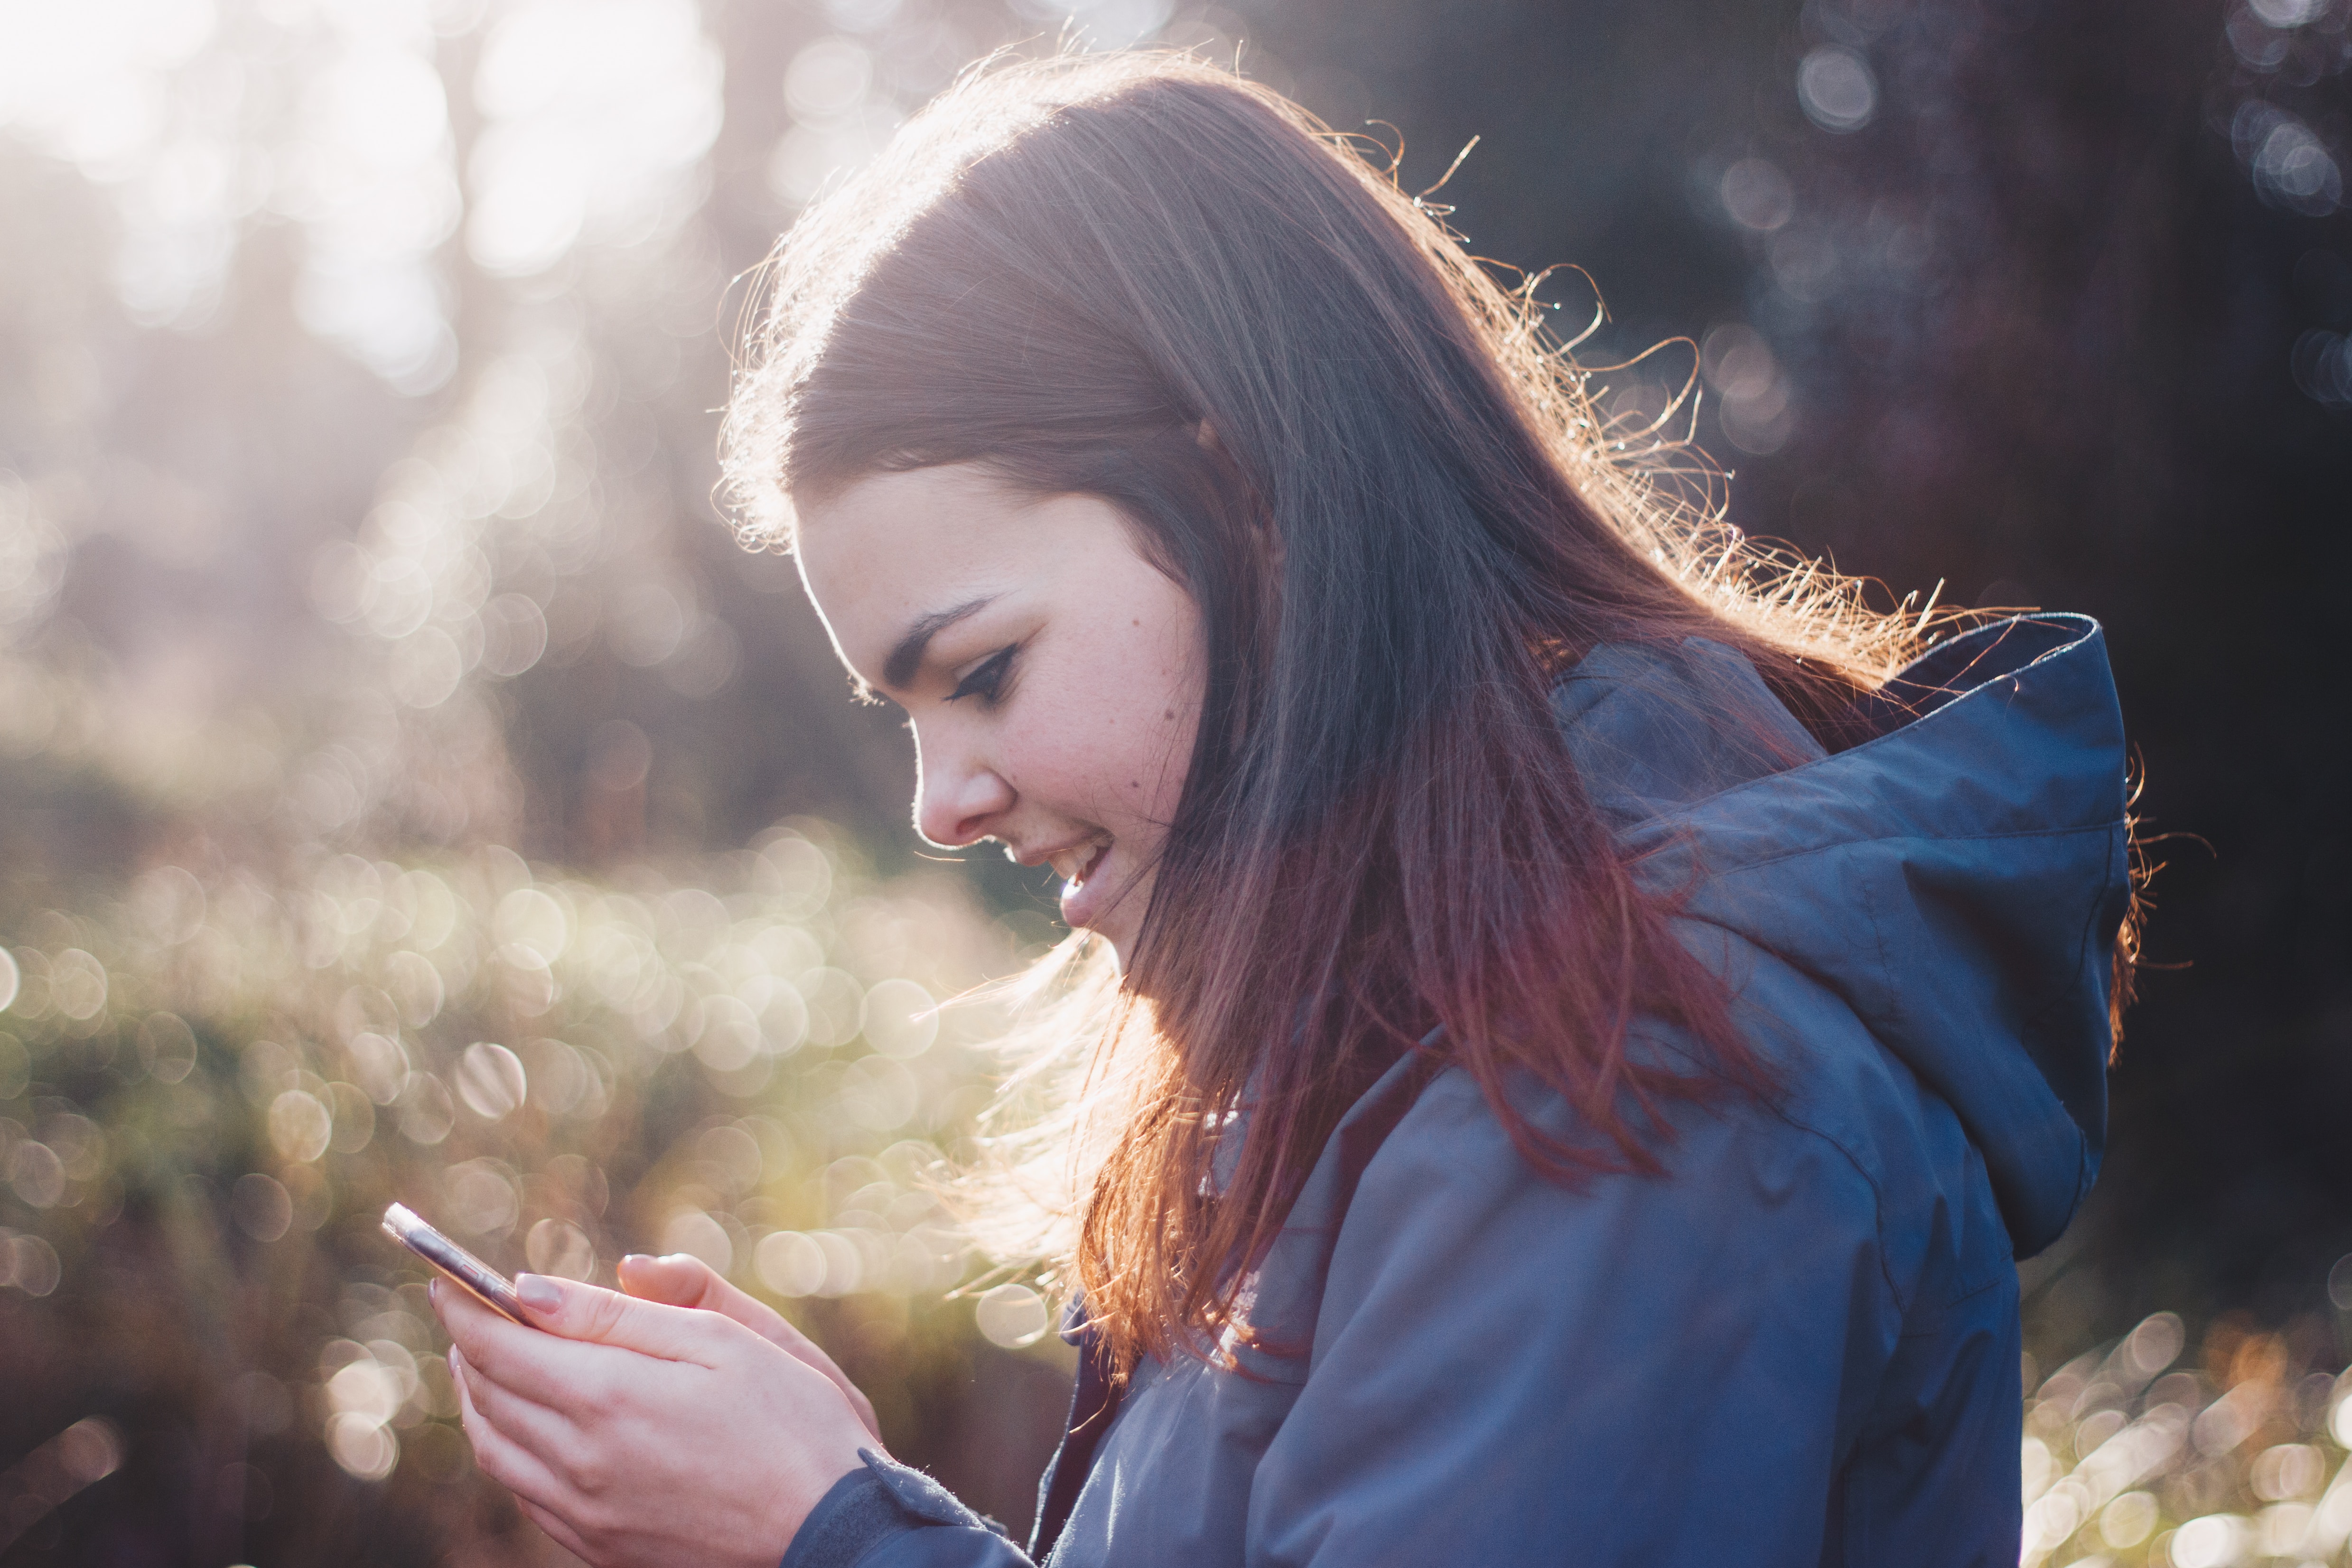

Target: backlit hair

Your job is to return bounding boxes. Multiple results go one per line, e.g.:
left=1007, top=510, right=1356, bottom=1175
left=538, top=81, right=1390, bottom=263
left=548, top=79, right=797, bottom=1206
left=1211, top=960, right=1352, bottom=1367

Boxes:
left=723, top=52, right=2017, bottom=1376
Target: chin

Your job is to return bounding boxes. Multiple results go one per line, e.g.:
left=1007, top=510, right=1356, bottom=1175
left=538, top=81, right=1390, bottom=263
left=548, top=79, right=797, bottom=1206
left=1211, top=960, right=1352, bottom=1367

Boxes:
left=1068, top=879, right=1150, bottom=975
left=1082, top=912, right=1140, bottom=975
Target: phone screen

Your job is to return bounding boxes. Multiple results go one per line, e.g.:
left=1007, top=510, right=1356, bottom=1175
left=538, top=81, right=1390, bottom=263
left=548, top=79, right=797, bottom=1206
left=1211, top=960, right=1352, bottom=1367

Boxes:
left=382, top=1202, right=534, bottom=1326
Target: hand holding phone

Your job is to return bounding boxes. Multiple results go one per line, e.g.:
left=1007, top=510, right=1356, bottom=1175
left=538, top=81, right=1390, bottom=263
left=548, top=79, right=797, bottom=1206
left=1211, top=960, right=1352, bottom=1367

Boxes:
left=426, top=1237, right=877, bottom=1565
left=382, top=1202, right=535, bottom=1326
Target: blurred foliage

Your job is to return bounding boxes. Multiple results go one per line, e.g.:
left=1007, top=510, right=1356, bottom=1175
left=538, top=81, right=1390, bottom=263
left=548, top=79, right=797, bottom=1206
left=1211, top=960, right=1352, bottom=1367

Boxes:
left=0, top=0, right=2348, bottom=1560
left=0, top=825, right=1081, bottom=1560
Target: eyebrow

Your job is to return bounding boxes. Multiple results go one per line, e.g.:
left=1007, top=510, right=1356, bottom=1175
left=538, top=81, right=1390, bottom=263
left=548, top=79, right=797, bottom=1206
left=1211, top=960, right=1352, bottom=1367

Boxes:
left=883, top=596, right=997, bottom=690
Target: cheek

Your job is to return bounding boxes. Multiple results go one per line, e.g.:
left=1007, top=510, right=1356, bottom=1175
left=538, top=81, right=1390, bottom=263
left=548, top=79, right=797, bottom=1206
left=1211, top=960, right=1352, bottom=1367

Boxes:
left=1111, top=596, right=1203, bottom=819
left=1013, top=633, right=1197, bottom=826
left=996, top=703, right=1170, bottom=821
left=1102, top=668, right=1198, bottom=832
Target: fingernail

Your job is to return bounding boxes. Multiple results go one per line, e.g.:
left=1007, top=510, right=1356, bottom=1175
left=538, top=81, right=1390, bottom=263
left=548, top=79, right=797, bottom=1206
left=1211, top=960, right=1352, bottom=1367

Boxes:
left=514, top=1273, right=562, bottom=1312
left=429, top=1279, right=439, bottom=1307
left=620, top=1253, right=653, bottom=1268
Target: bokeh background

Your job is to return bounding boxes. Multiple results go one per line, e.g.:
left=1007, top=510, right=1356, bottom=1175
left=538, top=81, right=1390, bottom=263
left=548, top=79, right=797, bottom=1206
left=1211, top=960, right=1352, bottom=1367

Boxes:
left=0, top=0, right=2347, bottom=1563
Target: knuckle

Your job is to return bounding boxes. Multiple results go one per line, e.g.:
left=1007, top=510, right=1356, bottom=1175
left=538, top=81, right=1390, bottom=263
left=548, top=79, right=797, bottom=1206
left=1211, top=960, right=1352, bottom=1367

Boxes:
left=578, top=1366, right=621, bottom=1412
left=585, top=1291, right=630, bottom=1340
left=567, top=1447, right=611, bottom=1497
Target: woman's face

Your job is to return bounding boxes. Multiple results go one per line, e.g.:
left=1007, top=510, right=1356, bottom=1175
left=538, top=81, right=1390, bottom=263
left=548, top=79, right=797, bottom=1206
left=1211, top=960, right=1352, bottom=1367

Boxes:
left=794, top=463, right=1204, bottom=967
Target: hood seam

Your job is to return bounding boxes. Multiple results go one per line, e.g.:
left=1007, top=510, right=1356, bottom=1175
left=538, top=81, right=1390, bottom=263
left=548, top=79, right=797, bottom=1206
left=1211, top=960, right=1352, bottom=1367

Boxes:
left=1589, top=616, right=2108, bottom=833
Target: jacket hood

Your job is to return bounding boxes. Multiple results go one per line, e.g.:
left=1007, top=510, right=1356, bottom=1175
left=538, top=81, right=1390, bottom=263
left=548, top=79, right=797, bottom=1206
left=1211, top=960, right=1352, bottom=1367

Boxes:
left=1553, top=615, right=2132, bottom=1258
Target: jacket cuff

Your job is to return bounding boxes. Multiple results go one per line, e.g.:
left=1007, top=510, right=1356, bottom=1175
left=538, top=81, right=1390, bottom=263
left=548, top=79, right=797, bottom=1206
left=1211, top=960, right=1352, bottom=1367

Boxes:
left=782, top=1448, right=1002, bottom=1568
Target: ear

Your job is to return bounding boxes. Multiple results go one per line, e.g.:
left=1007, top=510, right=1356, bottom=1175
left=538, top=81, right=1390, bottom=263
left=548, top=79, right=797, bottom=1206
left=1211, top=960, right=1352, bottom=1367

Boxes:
left=1191, top=416, right=1280, bottom=553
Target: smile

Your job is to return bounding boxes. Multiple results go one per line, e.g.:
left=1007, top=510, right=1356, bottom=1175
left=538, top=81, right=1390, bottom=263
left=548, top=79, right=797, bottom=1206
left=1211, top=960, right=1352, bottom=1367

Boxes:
left=1047, top=840, right=1108, bottom=886
left=1047, top=840, right=1115, bottom=932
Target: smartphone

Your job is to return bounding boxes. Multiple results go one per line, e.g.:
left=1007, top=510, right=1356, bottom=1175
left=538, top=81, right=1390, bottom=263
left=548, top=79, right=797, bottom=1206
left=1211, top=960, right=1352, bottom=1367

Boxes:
left=382, top=1202, right=535, bottom=1327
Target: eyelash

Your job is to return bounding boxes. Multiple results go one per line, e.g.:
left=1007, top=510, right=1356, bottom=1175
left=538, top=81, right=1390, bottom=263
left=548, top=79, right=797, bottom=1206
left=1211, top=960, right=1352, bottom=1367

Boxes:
left=946, top=644, right=1019, bottom=706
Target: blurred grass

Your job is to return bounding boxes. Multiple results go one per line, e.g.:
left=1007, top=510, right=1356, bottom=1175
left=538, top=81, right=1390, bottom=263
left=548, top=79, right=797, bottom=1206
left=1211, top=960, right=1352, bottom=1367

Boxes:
left=0, top=826, right=1080, bottom=1560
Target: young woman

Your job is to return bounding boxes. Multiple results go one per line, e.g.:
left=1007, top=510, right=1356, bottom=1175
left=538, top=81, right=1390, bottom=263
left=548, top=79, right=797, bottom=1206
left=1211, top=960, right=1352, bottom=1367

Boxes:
left=432, top=52, right=2138, bottom=1567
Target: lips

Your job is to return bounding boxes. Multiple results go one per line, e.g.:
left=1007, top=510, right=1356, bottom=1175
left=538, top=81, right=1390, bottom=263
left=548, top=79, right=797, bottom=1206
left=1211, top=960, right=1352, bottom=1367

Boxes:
left=1056, top=840, right=1111, bottom=928
left=1041, top=838, right=1107, bottom=885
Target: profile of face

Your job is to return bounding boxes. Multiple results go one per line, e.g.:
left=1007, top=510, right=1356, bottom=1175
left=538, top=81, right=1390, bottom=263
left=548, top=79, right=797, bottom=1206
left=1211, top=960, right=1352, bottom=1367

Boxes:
left=794, top=464, right=1204, bottom=966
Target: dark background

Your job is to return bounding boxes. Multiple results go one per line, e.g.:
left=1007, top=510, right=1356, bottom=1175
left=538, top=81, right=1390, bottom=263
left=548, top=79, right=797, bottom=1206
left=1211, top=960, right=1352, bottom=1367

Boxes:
left=1219, top=0, right=2352, bottom=1348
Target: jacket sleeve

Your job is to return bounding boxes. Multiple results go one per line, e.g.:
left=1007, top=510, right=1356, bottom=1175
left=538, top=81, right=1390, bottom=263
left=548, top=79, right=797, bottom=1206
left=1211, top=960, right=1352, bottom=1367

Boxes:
left=780, top=1449, right=1035, bottom=1568
left=1242, top=1062, right=1903, bottom=1568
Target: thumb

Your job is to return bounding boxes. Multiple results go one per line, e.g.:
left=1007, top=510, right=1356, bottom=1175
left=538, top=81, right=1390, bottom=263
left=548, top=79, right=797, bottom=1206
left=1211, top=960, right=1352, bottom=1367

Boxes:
left=512, top=1272, right=733, bottom=1364
left=618, top=1252, right=809, bottom=1345
left=619, top=1253, right=882, bottom=1440
left=617, top=1251, right=752, bottom=1316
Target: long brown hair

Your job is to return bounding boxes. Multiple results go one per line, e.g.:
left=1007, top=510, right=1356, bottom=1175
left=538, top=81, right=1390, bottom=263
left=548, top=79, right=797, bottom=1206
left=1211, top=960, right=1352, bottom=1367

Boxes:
left=724, top=53, right=1968, bottom=1375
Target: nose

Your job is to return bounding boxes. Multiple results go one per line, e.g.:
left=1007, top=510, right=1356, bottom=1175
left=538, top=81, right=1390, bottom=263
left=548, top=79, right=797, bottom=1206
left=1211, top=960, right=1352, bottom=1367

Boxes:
left=912, top=727, right=1015, bottom=849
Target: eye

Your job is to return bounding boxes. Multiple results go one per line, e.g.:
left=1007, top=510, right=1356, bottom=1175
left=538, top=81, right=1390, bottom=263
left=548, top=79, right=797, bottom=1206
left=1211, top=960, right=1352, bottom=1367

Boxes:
left=945, top=644, right=1019, bottom=706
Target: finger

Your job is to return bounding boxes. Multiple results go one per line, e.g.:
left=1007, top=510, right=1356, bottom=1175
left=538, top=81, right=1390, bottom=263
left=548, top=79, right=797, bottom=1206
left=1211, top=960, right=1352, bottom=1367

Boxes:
left=451, top=1347, right=576, bottom=1521
left=619, top=1253, right=882, bottom=1438
left=436, top=1276, right=604, bottom=1410
left=619, top=1253, right=825, bottom=1362
left=432, top=1272, right=535, bottom=1358
left=433, top=1276, right=519, bottom=1380
left=451, top=1341, right=589, bottom=1468
left=511, top=1271, right=740, bottom=1366
left=619, top=1251, right=778, bottom=1322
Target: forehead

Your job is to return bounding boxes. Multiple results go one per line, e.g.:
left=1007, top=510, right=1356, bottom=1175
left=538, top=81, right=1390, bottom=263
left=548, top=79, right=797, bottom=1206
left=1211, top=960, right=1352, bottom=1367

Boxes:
left=796, top=464, right=1019, bottom=598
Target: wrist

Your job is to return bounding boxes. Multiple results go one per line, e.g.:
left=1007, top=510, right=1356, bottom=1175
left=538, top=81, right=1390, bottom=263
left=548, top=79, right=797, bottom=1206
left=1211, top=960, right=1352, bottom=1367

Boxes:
left=779, top=1450, right=961, bottom=1568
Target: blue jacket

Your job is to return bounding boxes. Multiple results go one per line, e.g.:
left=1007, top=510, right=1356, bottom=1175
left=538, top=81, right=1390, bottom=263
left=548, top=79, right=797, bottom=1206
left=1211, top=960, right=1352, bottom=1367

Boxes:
left=784, top=615, right=2132, bottom=1568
